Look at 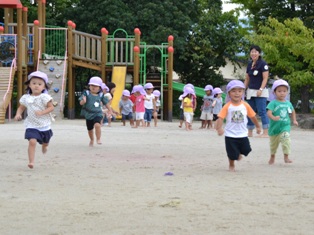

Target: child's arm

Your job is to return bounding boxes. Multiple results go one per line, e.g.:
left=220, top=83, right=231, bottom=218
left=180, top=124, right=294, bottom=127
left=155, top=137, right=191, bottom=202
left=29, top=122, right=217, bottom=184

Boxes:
left=35, top=101, right=54, bottom=116
left=212, top=100, right=217, bottom=108
left=215, top=117, right=224, bottom=136
left=267, top=109, right=280, bottom=121
left=14, top=105, right=26, bottom=121
left=80, top=95, right=86, bottom=106
left=250, top=115, right=262, bottom=134
left=153, top=98, right=156, bottom=112
left=291, top=110, right=298, bottom=126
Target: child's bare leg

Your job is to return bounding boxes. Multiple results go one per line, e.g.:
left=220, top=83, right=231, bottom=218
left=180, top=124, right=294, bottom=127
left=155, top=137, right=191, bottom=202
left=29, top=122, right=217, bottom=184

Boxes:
left=238, top=154, right=243, bottom=161
left=108, top=118, right=111, bottom=127
left=185, top=121, right=190, bottom=131
left=248, top=129, right=253, bottom=137
left=132, top=120, right=140, bottom=128
left=122, top=120, right=126, bottom=126
left=94, top=123, right=102, bottom=144
left=153, top=112, right=158, bottom=127
left=42, top=143, right=48, bottom=154
left=130, top=119, right=134, bottom=127
left=200, top=120, right=205, bottom=129
left=228, top=159, right=235, bottom=172
left=269, top=154, right=275, bottom=165
left=284, top=154, right=292, bottom=163
left=88, top=130, right=94, bottom=146
left=141, top=120, right=145, bottom=127
left=179, top=120, right=183, bottom=128
left=147, top=122, right=151, bottom=127
left=28, top=139, right=36, bottom=168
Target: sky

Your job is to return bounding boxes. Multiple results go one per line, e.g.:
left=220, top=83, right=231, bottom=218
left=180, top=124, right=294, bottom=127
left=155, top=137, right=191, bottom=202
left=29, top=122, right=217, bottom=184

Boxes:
left=222, top=1, right=240, bottom=13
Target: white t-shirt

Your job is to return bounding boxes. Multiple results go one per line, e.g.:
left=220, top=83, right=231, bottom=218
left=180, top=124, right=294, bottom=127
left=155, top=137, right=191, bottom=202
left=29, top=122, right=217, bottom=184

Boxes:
left=144, top=93, right=155, bottom=109
left=19, top=94, right=53, bottom=130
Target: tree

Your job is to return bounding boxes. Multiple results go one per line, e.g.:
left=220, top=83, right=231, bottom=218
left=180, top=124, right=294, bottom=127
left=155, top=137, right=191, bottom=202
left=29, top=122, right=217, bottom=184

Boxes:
left=179, top=0, right=248, bottom=88
left=249, top=17, right=314, bottom=113
left=227, top=0, right=314, bottom=29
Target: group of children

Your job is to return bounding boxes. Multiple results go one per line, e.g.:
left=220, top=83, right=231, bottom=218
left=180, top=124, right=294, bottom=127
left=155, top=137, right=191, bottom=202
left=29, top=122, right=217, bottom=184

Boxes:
left=15, top=71, right=298, bottom=171
left=178, top=84, right=224, bottom=131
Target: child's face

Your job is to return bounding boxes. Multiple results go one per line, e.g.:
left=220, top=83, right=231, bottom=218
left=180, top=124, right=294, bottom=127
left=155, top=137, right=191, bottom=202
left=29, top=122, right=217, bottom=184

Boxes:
left=275, top=86, right=288, bottom=101
left=146, top=88, right=153, bottom=94
left=90, top=84, right=101, bottom=94
left=122, top=95, right=129, bottom=101
left=217, top=93, right=222, bottom=98
left=135, top=91, right=140, bottom=96
left=228, top=88, right=244, bottom=103
left=29, top=77, right=46, bottom=95
left=205, top=90, right=212, bottom=96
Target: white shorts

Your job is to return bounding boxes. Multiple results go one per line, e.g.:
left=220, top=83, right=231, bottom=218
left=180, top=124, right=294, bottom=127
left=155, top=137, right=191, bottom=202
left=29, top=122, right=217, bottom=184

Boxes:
left=200, top=111, right=213, bottom=120
left=136, top=112, right=145, bottom=120
left=184, top=112, right=194, bottom=123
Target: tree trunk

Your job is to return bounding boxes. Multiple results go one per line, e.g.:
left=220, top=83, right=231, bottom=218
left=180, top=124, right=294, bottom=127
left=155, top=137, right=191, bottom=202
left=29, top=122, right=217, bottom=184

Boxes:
left=300, top=85, right=310, bottom=113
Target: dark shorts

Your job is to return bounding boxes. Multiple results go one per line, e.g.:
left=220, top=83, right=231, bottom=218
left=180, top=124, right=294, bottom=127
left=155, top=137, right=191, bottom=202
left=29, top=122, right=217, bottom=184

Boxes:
left=86, top=116, right=103, bottom=130
left=122, top=112, right=133, bottom=121
left=144, top=109, right=153, bottom=122
left=225, top=136, right=251, bottom=160
left=179, top=109, right=184, bottom=120
left=25, top=128, right=53, bottom=145
left=213, top=114, right=218, bottom=121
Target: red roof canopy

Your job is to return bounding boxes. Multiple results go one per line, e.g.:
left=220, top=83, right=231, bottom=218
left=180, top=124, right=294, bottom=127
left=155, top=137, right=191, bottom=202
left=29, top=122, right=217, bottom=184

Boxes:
left=0, top=0, right=22, bottom=8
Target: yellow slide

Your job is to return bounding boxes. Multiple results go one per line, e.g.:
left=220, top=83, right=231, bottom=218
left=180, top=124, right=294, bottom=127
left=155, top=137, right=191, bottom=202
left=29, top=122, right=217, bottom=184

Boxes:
left=0, top=66, right=15, bottom=124
left=111, top=66, right=126, bottom=118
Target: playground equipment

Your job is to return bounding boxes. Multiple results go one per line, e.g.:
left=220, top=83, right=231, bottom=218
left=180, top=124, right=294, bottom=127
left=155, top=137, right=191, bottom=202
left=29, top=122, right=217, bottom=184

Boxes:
left=0, top=0, right=175, bottom=124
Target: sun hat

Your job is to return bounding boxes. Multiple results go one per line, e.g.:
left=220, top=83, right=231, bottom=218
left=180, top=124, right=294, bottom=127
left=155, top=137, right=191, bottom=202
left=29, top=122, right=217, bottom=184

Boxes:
left=27, top=71, right=48, bottom=84
left=122, top=90, right=130, bottom=97
left=184, top=83, right=194, bottom=91
left=225, top=80, right=245, bottom=102
left=272, top=79, right=289, bottom=92
left=182, top=87, right=194, bottom=97
left=204, top=85, right=213, bottom=92
left=153, top=90, right=161, bottom=97
left=88, top=76, right=102, bottom=87
left=144, top=82, right=154, bottom=89
left=133, top=85, right=146, bottom=95
left=101, top=83, right=109, bottom=92
left=268, top=79, right=289, bottom=101
left=213, top=87, right=223, bottom=96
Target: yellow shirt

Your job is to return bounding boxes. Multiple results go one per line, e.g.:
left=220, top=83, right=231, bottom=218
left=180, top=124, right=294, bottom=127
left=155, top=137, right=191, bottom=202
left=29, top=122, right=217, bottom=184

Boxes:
left=183, top=97, right=193, bottom=113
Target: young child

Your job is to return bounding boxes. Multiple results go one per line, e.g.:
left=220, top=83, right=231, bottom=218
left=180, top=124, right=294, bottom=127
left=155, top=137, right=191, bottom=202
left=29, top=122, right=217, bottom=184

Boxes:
left=153, top=90, right=161, bottom=127
left=212, top=87, right=223, bottom=129
left=130, top=86, right=137, bottom=121
left=178, top=94, right=184, bottom=128
left=101, top=83, right=109, bottom=126
left=79, top=76, right=112, bottom=146
left=119, top=90, right=134, bottom=127
left=14, top=71, right=54, bottom=169
left=182, top=87, right=195, bottom=131
left=266, top=79, right=298, bottom=165
left=144, top=82, right=156, bottom=127
left=103, top=82, right=118, bottom=127
left=216, top=80, right=261, bottom=172
left=133, top=85, right=148, bottom=128
left=200, top=85, right=214, bottom=129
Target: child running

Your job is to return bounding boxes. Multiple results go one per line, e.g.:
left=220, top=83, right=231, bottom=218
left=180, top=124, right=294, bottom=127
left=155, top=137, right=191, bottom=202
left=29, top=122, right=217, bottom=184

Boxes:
left=14, top=71, right=54, bottom=169
left=266, top=79, right=298, bottom=165
left=182, top=87, right=195, bottom=131
left=216, top=80, right=261, bottom=171
left=153, top=90, right=161, bottom=127
left=200, top=85, right=214, bottom=129
left=119, top=90, right=134, bottom=127
left=79, top=76, right=112, bottom=146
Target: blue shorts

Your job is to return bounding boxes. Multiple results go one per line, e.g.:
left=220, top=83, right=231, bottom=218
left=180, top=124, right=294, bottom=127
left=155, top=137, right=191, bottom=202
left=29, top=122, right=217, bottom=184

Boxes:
left=122, top=112, right=133, bottom=121
left=225, top=136, right=251, bottom=160
left=86, top=116, right=103, bottom=130
left=25, top=128, right=53, bottom=145
left=144, top=109, right=153, bottom=122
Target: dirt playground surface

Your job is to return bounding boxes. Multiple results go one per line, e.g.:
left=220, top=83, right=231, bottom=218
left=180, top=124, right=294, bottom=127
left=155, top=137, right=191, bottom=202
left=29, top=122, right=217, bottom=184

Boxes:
left=0, top=119, right=313, bottom=235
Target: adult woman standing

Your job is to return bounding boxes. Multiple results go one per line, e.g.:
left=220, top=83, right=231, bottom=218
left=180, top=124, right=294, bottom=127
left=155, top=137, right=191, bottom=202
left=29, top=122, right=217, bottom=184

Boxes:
left=244, top=45, right=269, bottom=137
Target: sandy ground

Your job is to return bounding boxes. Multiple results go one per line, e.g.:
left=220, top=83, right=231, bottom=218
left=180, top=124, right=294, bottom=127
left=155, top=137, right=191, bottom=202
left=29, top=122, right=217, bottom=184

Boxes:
left=0, top=119, right=314, bottom=235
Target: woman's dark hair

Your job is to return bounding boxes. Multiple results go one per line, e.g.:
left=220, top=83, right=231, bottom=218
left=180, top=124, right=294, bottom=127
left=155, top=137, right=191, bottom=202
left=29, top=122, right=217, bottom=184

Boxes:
left=24, top=78, right=49, bottom=94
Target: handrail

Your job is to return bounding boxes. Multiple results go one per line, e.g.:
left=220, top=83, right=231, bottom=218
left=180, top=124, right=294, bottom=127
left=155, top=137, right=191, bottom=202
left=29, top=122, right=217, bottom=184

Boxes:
left=2, top=58, right=17, bottom=122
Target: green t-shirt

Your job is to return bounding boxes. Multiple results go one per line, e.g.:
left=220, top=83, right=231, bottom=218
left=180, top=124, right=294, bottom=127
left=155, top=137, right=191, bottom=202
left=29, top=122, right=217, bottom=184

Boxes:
left=267, top=100, right=294, bottom=136
left=79, top=90, right=109, bottom=120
